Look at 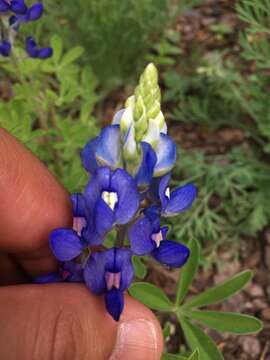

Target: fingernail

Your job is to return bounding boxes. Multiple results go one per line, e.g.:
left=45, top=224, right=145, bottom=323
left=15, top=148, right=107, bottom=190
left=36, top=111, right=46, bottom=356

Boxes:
left=109, top=319, right=158, bottom=360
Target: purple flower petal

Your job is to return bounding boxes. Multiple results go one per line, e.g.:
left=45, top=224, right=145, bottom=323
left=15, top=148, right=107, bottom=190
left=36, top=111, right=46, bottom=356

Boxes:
left=84, top=251, right=111, bottom=294
left=37, top=47, right=52, bottom=59
left=0, top=0, right=9, bottom=12
left=50, top=229, right=85, bottom=261
left=129, top=216, right=155, bottom=255
left=10, top=0, right=27, bottom=14
left=25, top=36, right=38, bottom=58
left=70, top=193, right=85, bottom=217
left=84, top=167, right=111, bottom=213
left=154, top=134, right=176, bottom=177
left=95, top=125, right=121, bottom=169
left=26, top=2, right=43, bottom=21
left=114, top=248, right=133, bottom=291
left=152, top=240, right=190, bottom=267
left=104, top=288, right=124, bottom=321
left=33, top=272, right=63, bottom=284
left=94, top=198, right=115, bottom=235
left=0, top=40, right=11, bottom=57
left=111, top=168, right=139, bottom=224
left=159, top=174, right=171, bottom=212
left=135, top=142, right=157, bottom=190
left=81, top=137, right=100, bottom=174
left=164, top=183, right=197, bottom=217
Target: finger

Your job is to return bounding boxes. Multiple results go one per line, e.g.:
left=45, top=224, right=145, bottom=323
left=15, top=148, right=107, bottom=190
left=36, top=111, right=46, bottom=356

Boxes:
left=0, top=253, right=29, bottom=285
left=0, top=128, right=72, bottom=276
left=0, top=284, right=163, bottom=360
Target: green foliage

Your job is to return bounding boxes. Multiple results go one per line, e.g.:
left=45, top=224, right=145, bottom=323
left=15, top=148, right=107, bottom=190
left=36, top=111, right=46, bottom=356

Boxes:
left=36, top=0, right=171, bottom=88
left=130, top=240, right=262, bottom=359
left=0, top=35, right=98, bottom=192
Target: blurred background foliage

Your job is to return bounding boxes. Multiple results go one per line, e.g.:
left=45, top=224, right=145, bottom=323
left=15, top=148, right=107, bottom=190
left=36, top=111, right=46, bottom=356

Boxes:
left=1, top=0, right=270, bottom=251
left=1, top=0, right=270, bottom=357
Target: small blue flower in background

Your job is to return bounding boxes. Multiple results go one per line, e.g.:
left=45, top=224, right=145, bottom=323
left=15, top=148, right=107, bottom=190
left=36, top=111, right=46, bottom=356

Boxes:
left=34, top=63, right=198, bottom=321
left=25, top=36, right=52, bottom=59
left=0, top=1, right=52, bottom=59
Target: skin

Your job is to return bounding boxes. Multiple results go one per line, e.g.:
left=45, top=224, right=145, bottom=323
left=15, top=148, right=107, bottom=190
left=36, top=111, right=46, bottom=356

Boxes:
left=0, top=128, right=163, bottom=360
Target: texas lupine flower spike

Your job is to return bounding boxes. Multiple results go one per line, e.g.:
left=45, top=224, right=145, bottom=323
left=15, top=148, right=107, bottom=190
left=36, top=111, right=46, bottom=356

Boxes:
left=0, top=0, right=52, bottom=59
left=35, top=64, right=198, bottom=321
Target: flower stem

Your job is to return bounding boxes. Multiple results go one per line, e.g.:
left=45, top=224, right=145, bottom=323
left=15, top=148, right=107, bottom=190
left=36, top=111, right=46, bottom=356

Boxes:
left=115, top=224, right=128, bottom=248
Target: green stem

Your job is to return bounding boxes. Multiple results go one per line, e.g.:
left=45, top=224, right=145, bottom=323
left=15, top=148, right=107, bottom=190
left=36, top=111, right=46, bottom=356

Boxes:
left=115, top=224, right=128, bottom=248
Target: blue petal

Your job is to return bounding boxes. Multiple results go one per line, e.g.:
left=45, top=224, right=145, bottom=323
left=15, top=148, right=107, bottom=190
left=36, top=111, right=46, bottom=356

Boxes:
left=25, top=36, right=38, bottom=58
left=96, top=125, right=121, bottom=169
left=84, top=250, right=113, bottom=294
left=112, top=109, right=125, bottom=125
left=152, top=240, right=190, bottom=267
left=61, top=261, right=84, bottom=283
left=26, top=2, right=43, bottom=21
left=50, top=229, right=84, bottom=261
left=0, top=40, right=11, bottom=57
left=164, top=183, right=197, bottom=217
left=94, top=198, right=115, bottom=235
left=135, top=142, right=157, bottom=190
left=154, top=134, right=176, bottom=177
left=105, top=288, right=124, bottom=321
left=0, top=0, right=9, bottom=12
left=84, top=167, right=111, bottom=213
left=111, top=169, right=139, bottom=224
left=33, top=272, right=63, bottom=284
left=10, top=0, right=27, bottom=14
left=158, top=174, right=171, bottom=212
left=81, top=225, right=103, bottom=245
left=70, top=193, right=86, bottom=217
left=129, top=216, right=155, bottom=256
left=81, top=137, right=100, bottom=174
left=115, top=248, right=134, bottom=291
left=37, top=47, right=53, bottom=59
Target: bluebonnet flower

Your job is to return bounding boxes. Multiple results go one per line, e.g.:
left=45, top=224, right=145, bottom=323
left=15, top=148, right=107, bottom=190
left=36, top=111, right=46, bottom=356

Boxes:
left=81, top=125, right=157, bottom=190
left=129, top=207, right=190, bottom=267
left=82, top=166, right=140, bottom=244
left=84, top=248, right=133, bottom=321
left=25, top=36, right=52, bottom=59
left=150, top=173, right=197, bottom=217
left=36, top=63, right=197, bottom=322
left=0, top=40, right=11, bottom=56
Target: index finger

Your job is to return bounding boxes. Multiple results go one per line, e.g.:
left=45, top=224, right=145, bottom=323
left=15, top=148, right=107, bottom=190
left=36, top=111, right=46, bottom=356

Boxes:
left=0, top=128, right=72, bottom=276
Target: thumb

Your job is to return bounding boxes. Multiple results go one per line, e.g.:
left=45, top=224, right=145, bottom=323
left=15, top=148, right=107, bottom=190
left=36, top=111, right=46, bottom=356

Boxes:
left=0, top=283, right=163, bottom=360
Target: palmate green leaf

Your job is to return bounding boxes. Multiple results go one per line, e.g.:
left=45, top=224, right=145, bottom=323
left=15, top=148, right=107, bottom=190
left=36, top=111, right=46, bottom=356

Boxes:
left=176, top=238, right=200, bottom=305
left=162, top=354, right=187, bottom=360
left=132, top=256, right=147, bottom=279
left=183, top=270, right=252, bottom=310
left=186, top=310, right=263, bottom=335
left=128, top=282, right=173, bottom=311
left=180, top=317, right=223, bottom=360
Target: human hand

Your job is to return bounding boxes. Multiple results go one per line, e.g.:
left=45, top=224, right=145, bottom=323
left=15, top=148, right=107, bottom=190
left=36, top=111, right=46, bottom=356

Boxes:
left=0, top=128, right=163, bottom=360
